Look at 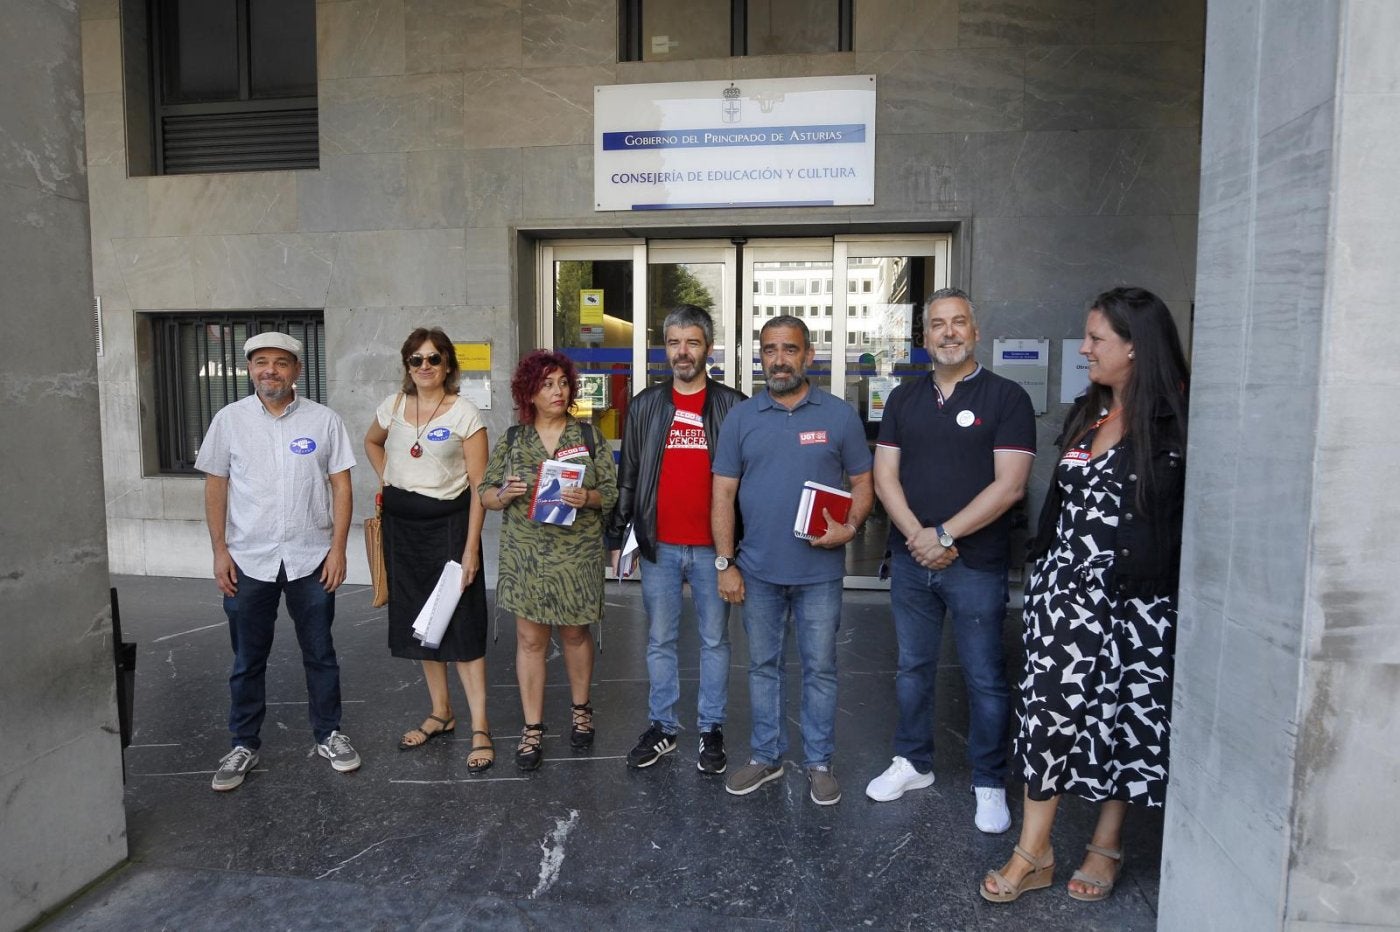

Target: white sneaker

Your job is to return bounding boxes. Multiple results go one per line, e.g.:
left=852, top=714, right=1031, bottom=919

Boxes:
left=974, top=786, right=1012, bottom=833
left=865, top=756, right=935, bottom=802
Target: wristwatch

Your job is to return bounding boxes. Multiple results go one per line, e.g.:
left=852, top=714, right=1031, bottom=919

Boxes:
left=714, top=555, right=734, bottom=571
left=935, top=525, right=955, bottom=549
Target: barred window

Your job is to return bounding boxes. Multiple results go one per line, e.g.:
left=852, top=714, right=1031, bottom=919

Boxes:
left=140, top=311, right=326, bottom=474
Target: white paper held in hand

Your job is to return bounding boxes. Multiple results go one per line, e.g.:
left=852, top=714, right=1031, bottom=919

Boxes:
left=615, top=523, right=640, bottom=582
left=412, top=560, right=464, bottom=649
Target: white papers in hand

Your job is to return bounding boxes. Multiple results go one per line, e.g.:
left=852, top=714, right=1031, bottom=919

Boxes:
left=615, top=523, right=640, bottom=581
left=412, top=561, right=463, bottom=649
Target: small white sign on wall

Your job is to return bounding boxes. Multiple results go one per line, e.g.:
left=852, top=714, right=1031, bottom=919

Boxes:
left=1060, top=339, right=1091, bottom=404
left=992, top=339, right=1050, bottom=415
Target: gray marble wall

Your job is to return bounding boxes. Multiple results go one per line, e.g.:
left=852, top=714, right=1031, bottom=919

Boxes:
left=1, top=3, right=127, bottom=929
left=1162, top=1, right=1400, bottom=927
left=81, top=0, right=1202, bottom=581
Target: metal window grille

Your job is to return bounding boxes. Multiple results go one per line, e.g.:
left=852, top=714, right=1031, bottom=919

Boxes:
left=150, top=311, right=326, bottom=473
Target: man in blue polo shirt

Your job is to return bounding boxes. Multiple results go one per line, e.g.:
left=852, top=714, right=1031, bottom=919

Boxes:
left=711, top=315, right=873, bottom=806
left=863, top=288, right=1035, bottom=834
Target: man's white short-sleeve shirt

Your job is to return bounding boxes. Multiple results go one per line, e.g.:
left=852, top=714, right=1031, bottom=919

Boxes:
left=195, top=393, right=356, bottom=582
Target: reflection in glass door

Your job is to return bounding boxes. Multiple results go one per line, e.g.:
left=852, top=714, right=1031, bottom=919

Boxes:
left=538, top=235, right=950, bottom=586
left=743, top=241, right=835, bottom=396
left=837, top=238, right=950, bottom=581
left=646, top=242, right=735, bottom=388
left=541, top=242, right=644, bottom=455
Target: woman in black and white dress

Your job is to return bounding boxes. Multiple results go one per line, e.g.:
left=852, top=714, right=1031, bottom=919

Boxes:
left=983, top=287, right=1189, bottom=904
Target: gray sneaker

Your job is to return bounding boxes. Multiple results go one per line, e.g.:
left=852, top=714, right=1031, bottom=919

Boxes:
left=724, top=760, right=784, bottom=796
left=211, top=746, right=258, bottom=791
left=316, top=731, right=362, bottom=773
left=808, top=765, right=841, bottom=806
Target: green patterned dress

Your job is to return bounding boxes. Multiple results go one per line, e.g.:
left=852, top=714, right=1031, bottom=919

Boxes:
left=480, top=418, right=618, bottom=626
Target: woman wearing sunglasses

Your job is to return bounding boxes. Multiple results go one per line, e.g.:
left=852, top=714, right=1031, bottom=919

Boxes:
left=364, top=327, right=494, bottom=772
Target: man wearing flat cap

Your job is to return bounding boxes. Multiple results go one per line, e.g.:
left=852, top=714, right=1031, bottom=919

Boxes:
left=195, top=331, right=360, bottom=790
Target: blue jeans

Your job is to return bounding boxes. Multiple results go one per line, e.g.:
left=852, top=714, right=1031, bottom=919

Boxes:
left=889, top=552, right=1010, bottom=787
left=640, top=544, right=731, bottom=733
left=224, top=562, right=342, bottom=749
left=741, top=576, right=843, bottom=769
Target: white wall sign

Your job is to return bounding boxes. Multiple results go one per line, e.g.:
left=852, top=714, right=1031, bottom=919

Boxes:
left=992, top=339, right=1050, bottom=415
left=1060, top=339, right=1091, bottom=403
left=594, top=75, right=876, bottom=211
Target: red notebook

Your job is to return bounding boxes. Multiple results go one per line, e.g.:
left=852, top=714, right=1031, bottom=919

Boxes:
left=793, top=480, right=853, bottom=540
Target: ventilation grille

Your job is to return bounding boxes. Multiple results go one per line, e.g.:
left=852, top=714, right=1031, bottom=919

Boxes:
left=161, top=109, right=319, bottom=174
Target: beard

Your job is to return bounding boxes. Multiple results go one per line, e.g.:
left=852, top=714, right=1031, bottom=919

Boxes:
left=257, top=378, right=294, bottom=402
left=670, top=353, right=703, bottom=383
left=765, top=365, right=804, bottom=395
left=932, top=341, right=974, bottom=367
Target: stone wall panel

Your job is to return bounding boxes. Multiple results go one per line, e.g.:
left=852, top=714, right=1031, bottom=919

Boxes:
left=321, top=73, right=465, bottom=154
left=406, top=0, right=522, bottom=73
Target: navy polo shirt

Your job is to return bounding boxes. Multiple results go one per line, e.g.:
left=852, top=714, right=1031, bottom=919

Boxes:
left=876, top=367, right=1035, bottom=571
left=713, top=385, right=873, bottom=585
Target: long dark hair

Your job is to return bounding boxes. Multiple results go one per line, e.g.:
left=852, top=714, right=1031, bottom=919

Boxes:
left=1062, top=286, right=1189, bottom=513
left=398, top=327, right=460, bottom=395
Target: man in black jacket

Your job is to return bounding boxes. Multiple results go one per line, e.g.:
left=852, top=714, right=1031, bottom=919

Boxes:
left=608, top=305, right=745, bottom=774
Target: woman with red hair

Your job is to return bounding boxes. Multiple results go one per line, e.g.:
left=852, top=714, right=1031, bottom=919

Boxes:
left=480, top=350, right=618, bottom=771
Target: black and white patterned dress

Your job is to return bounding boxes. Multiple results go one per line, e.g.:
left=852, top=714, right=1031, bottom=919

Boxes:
left=1014, top=436, right=1176, bottom=807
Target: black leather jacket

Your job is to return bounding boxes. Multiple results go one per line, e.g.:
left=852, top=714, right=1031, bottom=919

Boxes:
left=606, top=378, right=746, bottom=562
left=1028, top=396, right=1187, bottom=599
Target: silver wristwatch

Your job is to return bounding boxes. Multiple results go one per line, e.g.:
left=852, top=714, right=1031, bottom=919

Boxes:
left=714, top=555, right=734, bottom=571
left=935, top=525, right=955, bottom=549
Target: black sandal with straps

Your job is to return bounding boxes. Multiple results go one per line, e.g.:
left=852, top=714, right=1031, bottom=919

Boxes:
left=467, top=730, right=495, bottom=774
left=570, top=702, right=594, bottom=750
left=515, top=723, right=545, bottom=771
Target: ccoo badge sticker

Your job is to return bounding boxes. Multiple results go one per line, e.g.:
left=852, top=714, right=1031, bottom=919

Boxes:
left=956, top=410, right=976, bottom=427
left=427, top=427, right=451, bottom=442
left=290, top=437, right=317, bottom=455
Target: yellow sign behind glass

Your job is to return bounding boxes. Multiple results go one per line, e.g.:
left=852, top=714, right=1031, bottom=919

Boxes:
left=579, top=289, right=605, bottom=325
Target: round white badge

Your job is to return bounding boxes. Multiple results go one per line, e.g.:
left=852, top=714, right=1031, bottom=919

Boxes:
left=956, top=409, right=976, bottom=427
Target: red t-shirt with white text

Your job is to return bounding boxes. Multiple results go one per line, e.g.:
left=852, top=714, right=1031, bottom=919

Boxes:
left=655, top=386, right=713, bottom=546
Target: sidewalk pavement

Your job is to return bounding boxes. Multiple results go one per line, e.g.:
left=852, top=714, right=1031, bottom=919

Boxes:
left=37, top=574, right=1162, bottom=930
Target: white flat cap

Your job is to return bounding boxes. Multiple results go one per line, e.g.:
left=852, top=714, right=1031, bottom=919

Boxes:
left=243, top=332, right=303, bottom=361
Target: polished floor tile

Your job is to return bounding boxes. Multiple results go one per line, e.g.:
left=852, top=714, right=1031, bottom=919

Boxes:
left=42, top=575, right=1163, bottom=930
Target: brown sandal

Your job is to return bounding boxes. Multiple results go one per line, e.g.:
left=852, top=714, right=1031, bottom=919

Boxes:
left=467, top=730, right=495, bottom=774
left=981, top=845, right=1055, bottom=903
left=398, top=713, right=455, bottom=751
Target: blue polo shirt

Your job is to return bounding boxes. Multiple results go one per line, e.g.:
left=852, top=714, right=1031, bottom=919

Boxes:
left=713, top=384, right=873, bottom=585
left=876, top=367, right=1035, bottom=571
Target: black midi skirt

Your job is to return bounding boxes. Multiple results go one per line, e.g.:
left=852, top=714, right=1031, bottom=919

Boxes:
left=382, top=485, right=488, bottom=662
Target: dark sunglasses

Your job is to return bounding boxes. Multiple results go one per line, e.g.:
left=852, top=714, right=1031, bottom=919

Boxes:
left=407, top=353, right=444, bottom=368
